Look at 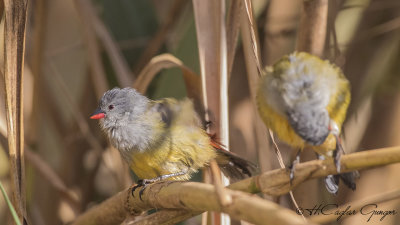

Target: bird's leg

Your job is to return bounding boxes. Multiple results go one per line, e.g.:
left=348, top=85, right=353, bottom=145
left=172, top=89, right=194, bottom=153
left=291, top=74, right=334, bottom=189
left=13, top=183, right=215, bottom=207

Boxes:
left=131, top=170, right=188, bottom=200
left=333, top=134, right=344, bottom=173
left=328, top=120, right=343, bottom=173
left=317, top=154, right=339, bottom=195
left=289, top=148, right=301, bottom=185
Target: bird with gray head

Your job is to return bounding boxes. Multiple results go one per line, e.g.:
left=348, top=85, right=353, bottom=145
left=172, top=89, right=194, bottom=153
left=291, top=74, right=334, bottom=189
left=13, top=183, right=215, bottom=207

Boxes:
left=91, top=87, right=256, bottom=198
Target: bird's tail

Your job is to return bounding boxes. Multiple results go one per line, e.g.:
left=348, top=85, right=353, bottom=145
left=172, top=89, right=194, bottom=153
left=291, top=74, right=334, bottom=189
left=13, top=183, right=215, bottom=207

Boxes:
left=325, top=171, right=359, bottom=195
left=210, top=138, right=258, bottom=180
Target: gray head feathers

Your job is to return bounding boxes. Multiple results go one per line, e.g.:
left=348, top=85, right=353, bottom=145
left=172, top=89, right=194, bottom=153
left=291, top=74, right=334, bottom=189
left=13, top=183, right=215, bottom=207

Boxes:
left=96, top=87, right=156, bottom=159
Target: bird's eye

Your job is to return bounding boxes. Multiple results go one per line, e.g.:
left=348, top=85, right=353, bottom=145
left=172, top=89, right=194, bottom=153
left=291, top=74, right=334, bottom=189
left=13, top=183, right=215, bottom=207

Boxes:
left=108, top=105, right=114, bottom=110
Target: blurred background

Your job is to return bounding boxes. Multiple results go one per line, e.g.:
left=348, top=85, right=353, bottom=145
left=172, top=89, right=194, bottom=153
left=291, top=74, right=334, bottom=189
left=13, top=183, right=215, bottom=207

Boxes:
left=0, top=0, right=400, bottom=224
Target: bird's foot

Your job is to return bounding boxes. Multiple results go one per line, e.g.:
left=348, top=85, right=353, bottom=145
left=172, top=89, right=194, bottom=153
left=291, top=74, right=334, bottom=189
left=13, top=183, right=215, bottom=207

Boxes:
left=131, top=179, right=155, bottom=201
left=333, top=135, right=344, bottom=173
left=131, top=171, right=187, bottom=201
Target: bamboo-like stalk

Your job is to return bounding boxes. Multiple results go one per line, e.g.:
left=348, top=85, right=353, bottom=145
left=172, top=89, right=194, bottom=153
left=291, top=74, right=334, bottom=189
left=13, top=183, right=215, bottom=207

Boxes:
left=229, top=146, right=400, bottom=195
left=192, top=0, right=227, bottom=224
left=73, top=182, right=309, bottom=225
left=3, top=0, right=28, bottom=223
left=28, top=0, right=47, bottom=144
left=296, top=0, right=328, bottom=56
left=192, top=0, right=221, bottom=136
left=70, top=146, right=400, bottom=225
left=239, top=0, right=272, bottom=174
left=226, top=0, right=242, bottom=79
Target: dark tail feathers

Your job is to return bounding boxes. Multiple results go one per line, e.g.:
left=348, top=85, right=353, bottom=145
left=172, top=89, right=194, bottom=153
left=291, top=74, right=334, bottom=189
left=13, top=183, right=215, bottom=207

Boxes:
left=210, top=139, right=258, bottom=180
left=325, top=171, right=359, bottom=195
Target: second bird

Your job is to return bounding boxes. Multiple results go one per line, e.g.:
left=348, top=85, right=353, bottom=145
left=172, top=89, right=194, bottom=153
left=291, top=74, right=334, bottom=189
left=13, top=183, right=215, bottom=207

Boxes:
left=257, top=52, right=358, bottom=194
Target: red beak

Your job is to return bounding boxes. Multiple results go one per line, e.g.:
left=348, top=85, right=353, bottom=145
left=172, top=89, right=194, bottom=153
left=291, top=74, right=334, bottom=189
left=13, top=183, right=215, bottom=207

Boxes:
left=90, top=108, right=106, bottom=119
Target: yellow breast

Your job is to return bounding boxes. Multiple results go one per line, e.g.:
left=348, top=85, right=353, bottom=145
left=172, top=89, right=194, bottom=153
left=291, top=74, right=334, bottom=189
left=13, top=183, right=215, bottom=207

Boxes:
left=129, top=125, right=216, bottom=180
left=256, top=55, right=350, bottom=154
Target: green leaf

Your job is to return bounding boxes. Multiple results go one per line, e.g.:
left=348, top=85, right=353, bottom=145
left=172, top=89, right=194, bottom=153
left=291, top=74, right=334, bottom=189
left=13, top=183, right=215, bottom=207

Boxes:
left=0, top=181, right=22, bottom=225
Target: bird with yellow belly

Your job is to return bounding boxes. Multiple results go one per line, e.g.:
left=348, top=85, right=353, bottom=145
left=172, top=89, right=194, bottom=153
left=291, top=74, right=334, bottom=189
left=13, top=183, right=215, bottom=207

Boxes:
left=256, top=52, right=358, bottom=194
left=91, top=87, right=256, bottom=199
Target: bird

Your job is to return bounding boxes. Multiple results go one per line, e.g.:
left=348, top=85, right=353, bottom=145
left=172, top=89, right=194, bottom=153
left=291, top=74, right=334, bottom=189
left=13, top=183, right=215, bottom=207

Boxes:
left=90, top=87, right=256, bottom=198
left=256, top=52, right=358, bottom=194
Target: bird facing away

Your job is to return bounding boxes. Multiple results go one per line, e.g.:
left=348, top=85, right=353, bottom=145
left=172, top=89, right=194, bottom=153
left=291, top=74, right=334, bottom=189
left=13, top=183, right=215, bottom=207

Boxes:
left=91, top=87, right=255, bottom=194
left=256, top=52, right=358, bottom=194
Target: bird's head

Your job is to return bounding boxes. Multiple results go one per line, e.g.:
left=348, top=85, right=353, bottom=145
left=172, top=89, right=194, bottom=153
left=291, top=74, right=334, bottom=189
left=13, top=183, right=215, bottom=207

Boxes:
left=90, top=87, right=148, bottom=129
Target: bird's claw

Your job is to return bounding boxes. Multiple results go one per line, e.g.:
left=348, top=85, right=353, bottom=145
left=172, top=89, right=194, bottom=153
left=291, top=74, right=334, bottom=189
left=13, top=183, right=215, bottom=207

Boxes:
left=131, top=179, right=151, bottom=201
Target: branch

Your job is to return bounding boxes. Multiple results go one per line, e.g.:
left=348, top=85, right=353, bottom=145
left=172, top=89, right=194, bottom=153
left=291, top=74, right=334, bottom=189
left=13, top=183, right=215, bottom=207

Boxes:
left=71, top=146, right=400, bottom=225
left=73, top=182, right=308, bottom=225
left=230, top=146, right=400, bottom=195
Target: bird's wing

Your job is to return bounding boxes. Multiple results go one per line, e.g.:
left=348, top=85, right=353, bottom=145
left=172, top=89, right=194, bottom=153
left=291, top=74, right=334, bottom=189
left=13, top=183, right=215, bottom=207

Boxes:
left=150, top=98, right=202, bottom=128
left=151, top=99, right=174, bottom=128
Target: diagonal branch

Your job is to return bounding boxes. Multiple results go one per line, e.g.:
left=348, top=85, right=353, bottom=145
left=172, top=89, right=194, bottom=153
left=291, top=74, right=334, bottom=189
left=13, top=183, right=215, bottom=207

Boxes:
left=71, top=146, right=400, bottom=225
left=74, top=182, right=309, bottom=225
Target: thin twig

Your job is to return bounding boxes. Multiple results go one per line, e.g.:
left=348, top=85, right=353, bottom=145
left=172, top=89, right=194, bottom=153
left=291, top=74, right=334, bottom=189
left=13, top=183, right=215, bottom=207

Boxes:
left=242, top=0, right=262, bottom=75
left=210, top=160, right=232, bottom=206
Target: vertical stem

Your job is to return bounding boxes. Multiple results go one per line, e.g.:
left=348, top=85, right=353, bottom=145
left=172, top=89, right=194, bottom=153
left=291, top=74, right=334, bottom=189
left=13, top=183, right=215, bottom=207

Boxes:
left=240, top=0, right=272, bottom=174
left=3, top=0, right=28, bottom=223
left=296, top=0, right=328, bottom=56
left=193, top=0, right=229, bottom=224
left=218, top=2, right=231, bottom=224
left=193, top=0, right=221, bottom=137
left=28, top=0, right=46, bottom=145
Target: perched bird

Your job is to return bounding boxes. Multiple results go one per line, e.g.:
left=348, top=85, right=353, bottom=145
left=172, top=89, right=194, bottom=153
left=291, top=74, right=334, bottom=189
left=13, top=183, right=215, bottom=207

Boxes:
left=91, top=87, right=255, bottom=198
left=256, top=52, right=358, bottom=194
